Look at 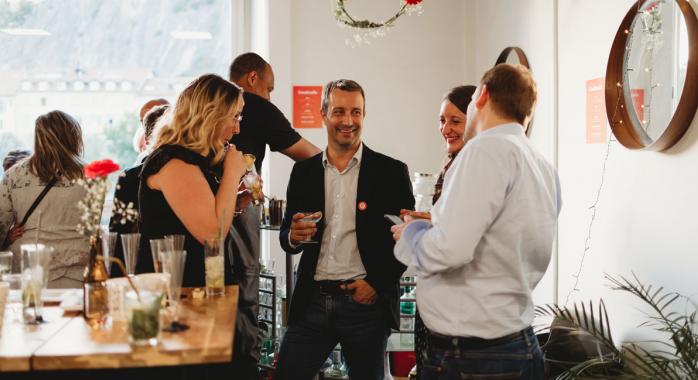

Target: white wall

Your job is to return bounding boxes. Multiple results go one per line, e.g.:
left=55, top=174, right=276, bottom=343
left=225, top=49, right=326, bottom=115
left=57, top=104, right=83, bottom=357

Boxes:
left=262, top=0, right=468, bottom=279
left=557, top=0, right=698, bottom=343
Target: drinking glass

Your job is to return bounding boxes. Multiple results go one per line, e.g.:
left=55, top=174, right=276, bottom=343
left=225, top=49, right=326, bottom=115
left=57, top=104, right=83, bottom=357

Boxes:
left=2, top=273, right=21, bottom=322
left=124, top=289, right=163, bottom=347
left=0, top=282, right=8, bottom=332
left=204, top=238, right=225, bottom=297
left=0, top=251, right=12, bottom=275
left=20, top=244, right=51, bottom=324
left=149, top=238, right=171, bottom=273
left=120, top=233, right=140, bottom=276
left=161, top=249, right=188, bottom=332
left=299, top=211, right=323, bottom=244
left=100, top=228, right=118, bottom=276
left=165, top=235, right=185, bottom=252
left=242, top=154, right=264, bottom=205
left=106, top=280, right=126, bottom=322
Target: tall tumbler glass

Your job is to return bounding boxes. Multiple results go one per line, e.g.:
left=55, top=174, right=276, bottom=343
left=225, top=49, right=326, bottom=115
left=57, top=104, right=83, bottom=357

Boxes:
left=204, top=237, right=224, bottom=297
left=149, top=239, right=171, bottom=273
left=20, top=244, right=52, bottom=324
left=161, top=249, right=187, bottom=332
left=100, top=228, right=118, bottom=276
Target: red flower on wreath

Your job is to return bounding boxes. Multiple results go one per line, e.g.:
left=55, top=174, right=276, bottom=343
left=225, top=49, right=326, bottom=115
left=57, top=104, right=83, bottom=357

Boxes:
left=405, top=0, right=422, bottom=5
left=84, top=159, right=120, bottom=179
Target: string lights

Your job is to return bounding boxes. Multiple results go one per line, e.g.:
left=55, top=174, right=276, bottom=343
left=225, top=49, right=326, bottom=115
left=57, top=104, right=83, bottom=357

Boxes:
left=565, top=0, right=659, bottom=305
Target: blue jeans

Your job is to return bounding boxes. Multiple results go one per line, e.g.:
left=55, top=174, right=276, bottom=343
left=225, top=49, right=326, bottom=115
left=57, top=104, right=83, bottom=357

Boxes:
left=421, top=327, right=544, bottom=380
left=275, top=288, right=390, bottom=380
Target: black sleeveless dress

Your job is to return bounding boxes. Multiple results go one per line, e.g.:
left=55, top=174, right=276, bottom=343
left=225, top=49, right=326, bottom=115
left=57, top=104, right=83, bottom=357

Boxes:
left=137, top=145, right=233, bottom=287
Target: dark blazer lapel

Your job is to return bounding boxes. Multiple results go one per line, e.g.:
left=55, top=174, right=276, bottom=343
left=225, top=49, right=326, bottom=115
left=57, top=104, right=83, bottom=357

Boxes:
left=355, top=144, right=375, bottom=256
left=302, top=153, right=326, bottom=277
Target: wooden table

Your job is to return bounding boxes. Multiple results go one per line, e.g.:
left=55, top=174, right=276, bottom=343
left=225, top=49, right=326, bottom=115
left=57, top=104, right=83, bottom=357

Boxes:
left=0, top=307, right=73, bottom=372
left=0, top=286, right=238, bottom=375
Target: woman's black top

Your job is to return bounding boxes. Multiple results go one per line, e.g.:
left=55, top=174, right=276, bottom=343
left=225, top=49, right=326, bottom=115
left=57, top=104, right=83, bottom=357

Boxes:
left=137, top=144, right=233, bottom=287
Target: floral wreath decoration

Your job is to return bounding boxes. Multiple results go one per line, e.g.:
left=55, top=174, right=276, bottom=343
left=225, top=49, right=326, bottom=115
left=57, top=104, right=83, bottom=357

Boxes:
left=334, top=0, right=424, bottom=47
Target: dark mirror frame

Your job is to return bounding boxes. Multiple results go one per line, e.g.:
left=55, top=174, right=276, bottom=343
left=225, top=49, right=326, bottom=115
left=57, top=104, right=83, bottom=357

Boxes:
left=495, top=46, right=533, bottom=136
left=605, top=0, right=698, bottom=151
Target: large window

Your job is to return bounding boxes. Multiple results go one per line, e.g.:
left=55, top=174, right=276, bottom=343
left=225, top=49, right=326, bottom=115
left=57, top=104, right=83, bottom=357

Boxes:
left=0, top=0, right=233, bottom=175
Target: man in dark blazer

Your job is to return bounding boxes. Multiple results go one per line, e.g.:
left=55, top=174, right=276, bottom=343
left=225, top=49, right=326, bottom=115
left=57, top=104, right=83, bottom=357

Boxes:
left=276, top=79, right=414, bottom=380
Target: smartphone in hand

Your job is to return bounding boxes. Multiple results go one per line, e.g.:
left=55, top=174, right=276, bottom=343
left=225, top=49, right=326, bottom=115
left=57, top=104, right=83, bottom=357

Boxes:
left=384, top=214, right=404, bottom=225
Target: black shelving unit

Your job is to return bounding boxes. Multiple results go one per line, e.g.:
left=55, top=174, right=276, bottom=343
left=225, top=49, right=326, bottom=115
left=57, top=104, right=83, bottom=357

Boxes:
left=259, top=272, right=278, bottom=340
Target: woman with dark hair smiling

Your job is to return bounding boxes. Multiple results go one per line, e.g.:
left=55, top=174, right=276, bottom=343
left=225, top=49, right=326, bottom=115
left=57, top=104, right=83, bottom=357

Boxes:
left=401, top=85, right=477, bottom=379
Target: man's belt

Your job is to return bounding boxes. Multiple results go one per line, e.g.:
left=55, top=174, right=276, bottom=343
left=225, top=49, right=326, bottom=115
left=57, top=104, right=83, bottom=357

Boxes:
left=428, top=327, right=533, bottom=350
left=313, top=279, right=355, bottom=295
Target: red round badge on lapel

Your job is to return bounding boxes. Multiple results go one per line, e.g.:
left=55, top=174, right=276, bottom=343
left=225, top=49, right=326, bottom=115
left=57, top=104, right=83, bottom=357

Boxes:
left=358, top=201, right=367, bottom=211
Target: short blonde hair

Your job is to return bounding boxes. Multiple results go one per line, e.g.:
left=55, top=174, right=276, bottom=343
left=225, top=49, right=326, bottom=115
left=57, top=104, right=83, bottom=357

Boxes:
left=155, top=74, right=242, bottom=165
left=480, top=64, right=537, bottom=125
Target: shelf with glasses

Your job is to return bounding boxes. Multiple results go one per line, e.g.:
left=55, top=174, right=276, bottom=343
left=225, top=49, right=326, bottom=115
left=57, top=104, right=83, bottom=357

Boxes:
left=258, top=222, right=295, bottom=321
left=258, top=273, right=278, bottom=340
left=258, top=274, right=280, bottom=374
left=389, top=278, right=417, bottom=352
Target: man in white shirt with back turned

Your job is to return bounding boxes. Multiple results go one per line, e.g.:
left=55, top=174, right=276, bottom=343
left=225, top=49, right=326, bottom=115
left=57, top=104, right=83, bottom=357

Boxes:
left=392, top=63, right=561, bottom=380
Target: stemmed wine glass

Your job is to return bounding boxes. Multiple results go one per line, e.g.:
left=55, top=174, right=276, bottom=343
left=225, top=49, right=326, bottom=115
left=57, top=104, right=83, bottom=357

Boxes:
left=299, top=211, right=323, bottom=244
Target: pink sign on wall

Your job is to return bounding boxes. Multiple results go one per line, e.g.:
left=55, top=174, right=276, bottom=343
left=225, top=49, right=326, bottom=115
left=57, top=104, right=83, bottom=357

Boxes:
left=293, top=86, right=323, bottom=129
left=586, top=77, right=608, bottom=144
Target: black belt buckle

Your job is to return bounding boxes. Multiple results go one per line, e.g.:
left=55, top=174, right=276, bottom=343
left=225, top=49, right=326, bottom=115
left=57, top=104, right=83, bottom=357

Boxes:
left=315, top=280, right=355, bottom=295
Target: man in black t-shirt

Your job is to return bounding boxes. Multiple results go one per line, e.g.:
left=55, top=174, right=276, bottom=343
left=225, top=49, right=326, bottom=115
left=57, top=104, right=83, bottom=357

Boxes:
left=227, top=52, right=321, bottom=379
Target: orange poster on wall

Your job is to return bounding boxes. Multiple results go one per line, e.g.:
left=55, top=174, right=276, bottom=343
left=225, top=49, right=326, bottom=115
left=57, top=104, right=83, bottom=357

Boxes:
left=293, top=86, right=323, bottom=129
left=586, top=77, right=607, bottom=144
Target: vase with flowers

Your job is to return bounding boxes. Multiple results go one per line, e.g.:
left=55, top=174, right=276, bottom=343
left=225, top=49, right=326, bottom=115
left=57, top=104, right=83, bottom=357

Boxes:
left=76, top=159, right=124, bottom=328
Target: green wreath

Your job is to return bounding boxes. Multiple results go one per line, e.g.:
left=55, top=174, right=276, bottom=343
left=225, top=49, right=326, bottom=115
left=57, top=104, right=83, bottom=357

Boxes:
left=334, top=0, right=423, bottom=30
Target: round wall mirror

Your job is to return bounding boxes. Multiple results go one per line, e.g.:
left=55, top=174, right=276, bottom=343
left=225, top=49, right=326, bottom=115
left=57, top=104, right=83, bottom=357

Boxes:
left=606, top=0, right=698, bottom=151
left=495, top=46, right=533, bottom=136
left=495, top=46, right=531, bottom=68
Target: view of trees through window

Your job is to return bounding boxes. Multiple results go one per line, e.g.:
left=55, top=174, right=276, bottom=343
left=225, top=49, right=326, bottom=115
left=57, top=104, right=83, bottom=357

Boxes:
left=0, top=0, right=232, bottom=177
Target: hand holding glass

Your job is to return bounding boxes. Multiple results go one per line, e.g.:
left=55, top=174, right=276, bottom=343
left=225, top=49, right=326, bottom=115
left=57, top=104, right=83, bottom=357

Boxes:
left=242, top=154, right=264, bottom=205
left=297, top=212, right=323, bottom=244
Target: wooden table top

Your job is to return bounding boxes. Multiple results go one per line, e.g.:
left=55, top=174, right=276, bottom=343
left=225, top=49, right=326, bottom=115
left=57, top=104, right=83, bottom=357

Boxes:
left=0, top=307, right=73, bottom=372
left=0, top=286, right=238, bottom=372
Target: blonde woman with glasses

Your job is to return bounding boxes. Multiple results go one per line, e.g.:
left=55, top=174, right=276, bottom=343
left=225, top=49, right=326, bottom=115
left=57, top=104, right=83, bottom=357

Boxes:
left=0, top=110, right=89, bottom=288
left=138, top=74, right=247, bottom=288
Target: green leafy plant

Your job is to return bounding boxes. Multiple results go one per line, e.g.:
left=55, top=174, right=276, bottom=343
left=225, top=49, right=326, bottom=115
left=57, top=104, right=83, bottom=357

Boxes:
left=536, top=273, right=698, bottom=379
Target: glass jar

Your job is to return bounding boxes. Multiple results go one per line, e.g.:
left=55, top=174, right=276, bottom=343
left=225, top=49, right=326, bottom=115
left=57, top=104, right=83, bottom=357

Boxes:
left=412, top=173, right=436, bottom=212
left=125, top=290, right=162, bottom=346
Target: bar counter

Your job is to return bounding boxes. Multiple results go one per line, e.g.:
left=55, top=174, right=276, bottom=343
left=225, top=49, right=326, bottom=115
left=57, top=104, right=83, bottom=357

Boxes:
left=0, top=285, right=238, bottom=378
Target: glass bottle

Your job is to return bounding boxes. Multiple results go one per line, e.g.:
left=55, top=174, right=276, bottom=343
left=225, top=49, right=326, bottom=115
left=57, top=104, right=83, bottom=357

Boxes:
left=324, top=347, right=348, bottom=379
left=83, top=234, right=110, bottom=328
left=400, top=286, right=415, bottom=346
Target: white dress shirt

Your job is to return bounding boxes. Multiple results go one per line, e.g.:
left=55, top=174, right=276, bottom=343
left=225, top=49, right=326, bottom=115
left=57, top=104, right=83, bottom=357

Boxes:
left=394, top=124, right=562, bottom=339
left=314, top=144, right=367, bottom=281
